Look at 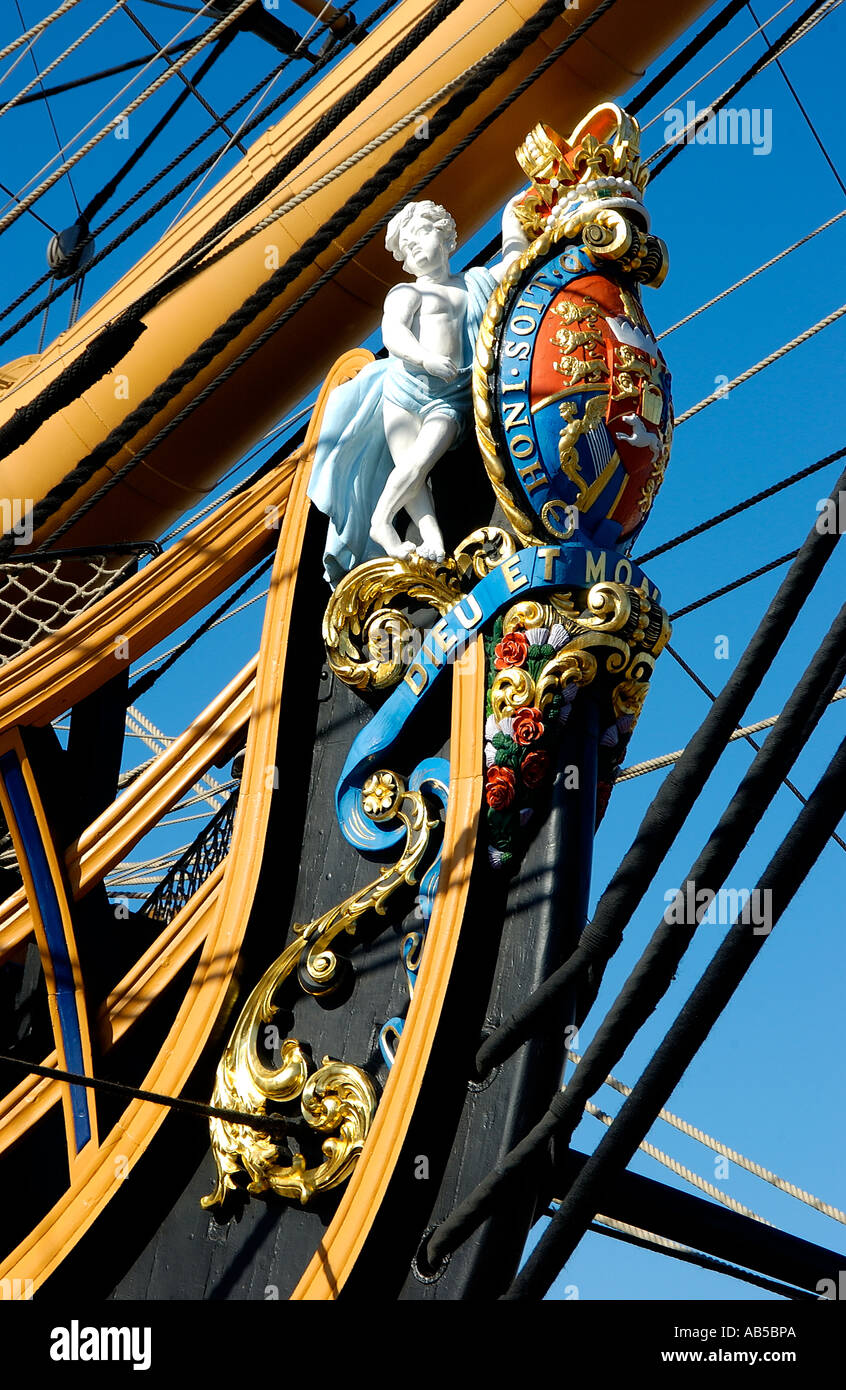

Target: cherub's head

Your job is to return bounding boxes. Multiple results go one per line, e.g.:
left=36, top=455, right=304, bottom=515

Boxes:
left=385, top=201, right=457, bottom=276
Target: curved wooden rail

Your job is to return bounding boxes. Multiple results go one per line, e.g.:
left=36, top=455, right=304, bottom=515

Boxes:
left=0, top=353, right=368, bottom=1292
left=0, top=866, right=223, bottom=1154
left=292, top=635, right=485, bottom=1299
left=0, top=661, right=255, bottom=960
left=0, top=457, right=296, bottom=732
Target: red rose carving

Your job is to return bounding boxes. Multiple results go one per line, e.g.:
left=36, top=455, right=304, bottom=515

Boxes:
left=486, top=765, right=516, bottom=809
left=512, top=705, right=544, bottom=745
left=494, top=632, right=530, bottom=670
left=521, top=749, right=550, bottom=788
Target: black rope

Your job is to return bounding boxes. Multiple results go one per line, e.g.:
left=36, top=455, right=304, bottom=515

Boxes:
left=0, top=0, right=371, bottom=343
left=127, top=551, right=274, bottom=703
left=649, top=0, right=832, bottom=177
left=468, top=465, right=845, bottom=1085
left=465, top=602, right=846, bottom=1270
left=635, top=444, right=846, bottom=564
left=0, top=0, right=619, bottom=556
left=0, top=1051, right=293, bottom=1137
left=667, top=643, right=846, bottom=855
left=5, top=40, right=197, bottom=108
left=422, top=528, right=846, bottom=1273
left=627, top=0, right=750, bottom=115
left=747, top=1, right=846, bottom=200
left=669, top=548, right=799, bottom=620
left=81, top=33, right=236, bottom=228
left=122, top=4, right=250, bottom=160
left=506, top=723, right=846, bottom=1299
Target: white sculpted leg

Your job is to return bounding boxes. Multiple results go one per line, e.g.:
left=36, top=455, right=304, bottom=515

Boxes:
left=370, top=403, right=458, bottom=561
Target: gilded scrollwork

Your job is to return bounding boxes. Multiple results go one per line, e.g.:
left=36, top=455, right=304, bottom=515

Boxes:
left=202, top=770, right=437, bottom=1210
left=322, top=554, right=461, bottom=692
left=323, top=529, right=516, bottom=693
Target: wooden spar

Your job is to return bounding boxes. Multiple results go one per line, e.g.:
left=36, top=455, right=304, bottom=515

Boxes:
left=0, top=0, right=709, bottom=552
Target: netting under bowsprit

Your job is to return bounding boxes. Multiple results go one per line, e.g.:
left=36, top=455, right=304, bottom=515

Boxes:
left=0, top=544, right=154, bottom=666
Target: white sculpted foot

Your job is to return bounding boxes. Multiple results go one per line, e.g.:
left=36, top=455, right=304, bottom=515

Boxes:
left=416, top=516, right=446, bottom=564
left=370, top=520, right=416, bottom=560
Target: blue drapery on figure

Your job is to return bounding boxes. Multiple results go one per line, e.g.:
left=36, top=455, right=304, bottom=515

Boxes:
left=307, top=266, right=497, bottom=586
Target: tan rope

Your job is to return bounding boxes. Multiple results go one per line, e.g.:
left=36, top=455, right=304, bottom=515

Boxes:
left=618, top=688, right=846, bottom=781
left=675, top=303, right=846, bottom=425
left=640, top=0, right=798, bottom=132
left=583, top=1099, right=773, bottom=1225
left=570, top=1052, right=846, bottom=1226
left=592, top=1213, right=689, bottom=1252
left=126, top=704, right=226, bottom=811
left=0, top=2, right=127, bottom=120
left=0, top=0, right=254, bottom=235
left=647, top=0, right=843, bottom=164
left=0, top=0, right=86, bottom=65
left=658, top=211, right=846, bottom=341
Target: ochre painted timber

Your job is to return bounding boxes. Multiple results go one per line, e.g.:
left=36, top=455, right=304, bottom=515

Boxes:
left=0, top=458, right=297, bottom=731
left=0, top=866, right=224, bottom=1156
left=292, top=634, right=485, bottom=1299
left=0, top=354, right=365, bottom=1291
left=0, top=662, right=256, bottom=961
left=0, top=0, right=710, bottom=552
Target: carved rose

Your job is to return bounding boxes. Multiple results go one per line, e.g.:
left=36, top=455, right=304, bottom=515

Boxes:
left=494, top=631, right=530, bottom=670
left=486, top=765, right=516, bottom=809
left=521, top=750, right=550, bottom=788
left=511, top=706, right=544, bottom=745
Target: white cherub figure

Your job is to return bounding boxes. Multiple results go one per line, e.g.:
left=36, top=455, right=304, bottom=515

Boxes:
left=307, top=196, right=527, bottom=586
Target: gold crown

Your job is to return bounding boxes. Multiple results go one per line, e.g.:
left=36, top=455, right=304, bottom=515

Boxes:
left=514, top=104, right=648, bottom=237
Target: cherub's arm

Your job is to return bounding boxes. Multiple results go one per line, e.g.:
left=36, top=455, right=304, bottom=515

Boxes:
left=381, top=283, right=458, bottom=380
left=488, top=193, right=531, bottom=283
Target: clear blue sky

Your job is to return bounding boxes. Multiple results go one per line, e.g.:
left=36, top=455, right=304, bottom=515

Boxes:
left=1, top=0, right=844, bottom=1303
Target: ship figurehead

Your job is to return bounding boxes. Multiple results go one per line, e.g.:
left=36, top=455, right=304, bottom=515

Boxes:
left=475, top=102, right=674, bottom=555
left=201, top=105, right=675, bottom=1224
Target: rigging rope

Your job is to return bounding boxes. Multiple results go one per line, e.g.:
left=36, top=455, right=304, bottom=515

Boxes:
left=583, top=1100, right=771, bottom=1224
left=675, top=303, right=846, bottom=426
left=0, top=0, right=620, bottom=556
left=0, top=0, right=470, bottom=457
left=0, top=0, right=86, bottom=66
left=586, top=1218, right=816, bottom=1299
left=635, top=443, right=846, bottom=563
left=125, top=705, right=225, bottom=811
left=0, top=0, right=252, bottom=235
left=667, top=644, right=846, bottom=855
left=0, top=1051, right=294, bottom=1137
left=647, top=0, right=839, bottom=174
left=628, top=0, right=751, bottom=115
left=0, top=0, right=369, bottom=343
left=0, top=1, right=128, bottom=121
left=81, top=30, right=236, bottom=227
left=505, top=724, right=846, bottom=1298
left=420, top=469, right=845, bottom=1273
left=640, top=0, right=797, bottom=132
left=0, top=39, right=197, bottom=110
left=126, top=552, right=274, bottom=703
left=570, top=1051, right=846, bottom=1224
left=618, top=687, right=846, bottom=781
left=669, top=549, right=799, bottom=619
left=657, top=211, right=846, bottom=341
